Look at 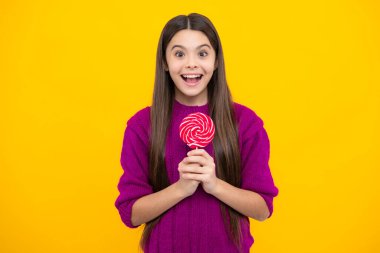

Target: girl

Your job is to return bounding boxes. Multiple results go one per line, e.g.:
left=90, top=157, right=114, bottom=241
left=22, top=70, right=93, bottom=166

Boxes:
left=115, top=13, right=279, bottom=253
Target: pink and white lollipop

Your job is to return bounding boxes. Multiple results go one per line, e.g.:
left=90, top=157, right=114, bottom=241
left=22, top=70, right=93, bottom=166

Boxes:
left=179, top=112, right=215, bottom=149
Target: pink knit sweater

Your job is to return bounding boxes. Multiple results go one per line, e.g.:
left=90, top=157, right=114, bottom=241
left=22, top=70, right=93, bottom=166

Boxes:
left=115, top=99, right=279, bottom=253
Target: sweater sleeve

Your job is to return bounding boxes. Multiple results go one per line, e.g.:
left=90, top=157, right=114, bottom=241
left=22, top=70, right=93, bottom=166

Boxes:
left=114, top=111, right=153, bottom=228
left=240, top=113, right=279, bottom=219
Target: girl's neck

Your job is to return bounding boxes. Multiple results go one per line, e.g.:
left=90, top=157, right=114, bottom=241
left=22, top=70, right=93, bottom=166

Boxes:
left=174, top=93, right=208, bottom=107
left=174, top=98, right=208, bottom=108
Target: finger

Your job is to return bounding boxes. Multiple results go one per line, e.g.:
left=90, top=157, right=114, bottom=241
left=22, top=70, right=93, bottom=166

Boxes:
left=178, top=165, right=203, bottom=174
left=187, top=149, right=214, bottom=162
left=179, top=160, right=199, bottom=167
left=183, top=173, right=204, bottom=181
left=183, top=156, right=208, bottom=167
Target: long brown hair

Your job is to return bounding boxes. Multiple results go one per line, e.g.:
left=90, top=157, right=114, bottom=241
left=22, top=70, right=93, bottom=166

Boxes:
left=140, top=13, right=244, bottom=252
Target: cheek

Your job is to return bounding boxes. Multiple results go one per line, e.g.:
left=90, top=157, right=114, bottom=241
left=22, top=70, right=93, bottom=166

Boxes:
left=168, top=61, right=182, bottom=73
left=203, top=60, right=216, bottom=73
left=166, top=55, right=182, bottom=68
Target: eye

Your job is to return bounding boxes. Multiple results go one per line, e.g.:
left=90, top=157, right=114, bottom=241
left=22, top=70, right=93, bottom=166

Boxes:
left=175, top=51, right=184, bottom=57
left=199, top=51, right=208, bottom=57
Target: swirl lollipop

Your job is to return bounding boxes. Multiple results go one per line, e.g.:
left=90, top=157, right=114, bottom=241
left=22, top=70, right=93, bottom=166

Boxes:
left=179, top=112, right=215, bottom=149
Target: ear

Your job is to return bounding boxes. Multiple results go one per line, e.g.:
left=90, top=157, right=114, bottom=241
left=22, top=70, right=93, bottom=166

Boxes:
left=214, top=59, right=218, bottom=71
left=163, top=61, right=169, bottom=71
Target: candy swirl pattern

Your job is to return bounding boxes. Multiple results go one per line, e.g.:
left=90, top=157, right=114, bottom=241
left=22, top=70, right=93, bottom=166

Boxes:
left=179, top=112, right=215, bottom=149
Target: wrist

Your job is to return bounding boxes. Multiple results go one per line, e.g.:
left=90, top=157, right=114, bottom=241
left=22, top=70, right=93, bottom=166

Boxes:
left=173, top=182, right=189, bottom=199
left=211, top=178, right=223, bottom=196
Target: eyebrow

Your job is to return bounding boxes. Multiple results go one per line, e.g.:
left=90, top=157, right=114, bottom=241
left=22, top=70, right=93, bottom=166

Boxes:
left=170, top=44, right=211, bottom=51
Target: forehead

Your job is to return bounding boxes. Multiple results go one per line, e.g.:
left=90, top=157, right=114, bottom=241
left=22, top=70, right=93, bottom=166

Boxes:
left=167, top=29, right=212, bottom=49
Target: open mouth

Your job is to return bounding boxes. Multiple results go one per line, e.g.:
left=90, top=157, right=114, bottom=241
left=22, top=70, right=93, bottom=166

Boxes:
left=181, top=74, right=203, bottom=84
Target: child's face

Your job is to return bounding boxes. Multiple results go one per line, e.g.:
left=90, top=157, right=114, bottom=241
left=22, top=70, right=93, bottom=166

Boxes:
left=165, top=29, right=217, bottom=106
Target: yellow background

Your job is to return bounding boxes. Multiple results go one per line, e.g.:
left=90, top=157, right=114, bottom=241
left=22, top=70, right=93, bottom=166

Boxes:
left=1, top=0, right=379, bottom=252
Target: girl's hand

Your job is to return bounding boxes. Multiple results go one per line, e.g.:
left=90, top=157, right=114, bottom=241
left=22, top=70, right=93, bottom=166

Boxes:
left=177, top=158, right=201, bottom=198
left=178, top=149, right=219, bottom=195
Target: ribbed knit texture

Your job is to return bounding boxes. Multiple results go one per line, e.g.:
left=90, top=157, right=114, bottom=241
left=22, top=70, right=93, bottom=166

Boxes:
left=115, top=99, right=279, bottom=253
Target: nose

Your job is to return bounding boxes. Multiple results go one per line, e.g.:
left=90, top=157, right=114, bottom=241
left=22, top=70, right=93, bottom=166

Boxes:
left=185, top=55, right=198, bottom=69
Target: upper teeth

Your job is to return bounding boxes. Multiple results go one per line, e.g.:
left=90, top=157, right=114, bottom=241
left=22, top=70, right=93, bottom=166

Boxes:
left=182, top=74, right=201, bottom=78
